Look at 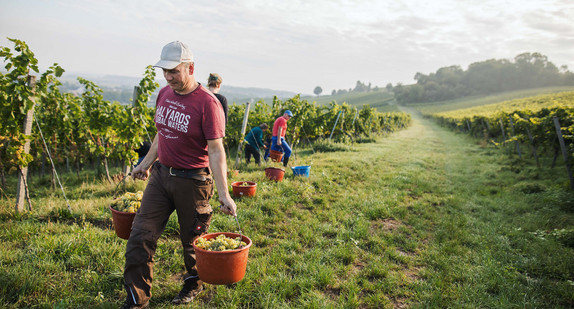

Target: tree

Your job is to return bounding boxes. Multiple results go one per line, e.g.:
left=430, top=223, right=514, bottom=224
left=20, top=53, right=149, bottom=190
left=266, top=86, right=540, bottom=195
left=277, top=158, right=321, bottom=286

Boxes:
left=313, top=86, right=323, bottom=96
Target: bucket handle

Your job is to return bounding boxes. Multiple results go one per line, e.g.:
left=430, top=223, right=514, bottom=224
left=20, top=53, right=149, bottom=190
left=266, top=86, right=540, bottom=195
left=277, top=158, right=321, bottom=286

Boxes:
left=220, top=204, right=244, bottom=248
left=235, top=215, right=244, bottom=249
left=112, top=173, right=131, bottom=198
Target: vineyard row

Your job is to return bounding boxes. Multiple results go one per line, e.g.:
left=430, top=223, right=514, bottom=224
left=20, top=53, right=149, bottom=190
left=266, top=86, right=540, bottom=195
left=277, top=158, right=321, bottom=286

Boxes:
left=1, top=39, right=411, bottom=184
left=429, top=106, right=574, bottom=188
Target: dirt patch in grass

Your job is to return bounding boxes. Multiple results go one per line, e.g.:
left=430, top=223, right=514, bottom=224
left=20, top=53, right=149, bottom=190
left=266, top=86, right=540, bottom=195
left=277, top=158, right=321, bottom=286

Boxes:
left=370, top=218, right=402, bottom=234
left=351, top=261, right=366, bottom=275
left=403, top=266, right=422, bottom=282
left=324, top=286, right=341, bottom=301
left=391, top=296, right=409, bottom=309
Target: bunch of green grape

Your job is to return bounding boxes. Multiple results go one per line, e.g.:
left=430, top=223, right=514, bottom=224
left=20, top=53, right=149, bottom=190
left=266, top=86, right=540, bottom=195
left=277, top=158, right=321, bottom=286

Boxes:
left=195, top=234, right=247, bottom=251
left=111, top=191, right=143, bottom=213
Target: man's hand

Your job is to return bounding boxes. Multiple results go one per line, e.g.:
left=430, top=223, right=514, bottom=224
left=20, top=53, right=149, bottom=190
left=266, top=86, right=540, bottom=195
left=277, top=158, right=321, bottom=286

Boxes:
left=131, top=164, right=150, bottom=181
left=132, top=135, right=159, bottom=181
left=219, top=195, right=237, bottom=217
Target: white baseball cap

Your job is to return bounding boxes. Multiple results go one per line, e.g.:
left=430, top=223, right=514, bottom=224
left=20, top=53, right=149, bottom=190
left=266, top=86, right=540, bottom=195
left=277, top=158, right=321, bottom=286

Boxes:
left=153, top=41, right=194, bottom=69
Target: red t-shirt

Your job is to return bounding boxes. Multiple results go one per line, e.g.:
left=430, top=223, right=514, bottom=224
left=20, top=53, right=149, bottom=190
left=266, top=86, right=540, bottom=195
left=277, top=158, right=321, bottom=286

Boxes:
left=272, top=116, right=287, bottom=137
left=154, top=84, right=225, bottom=169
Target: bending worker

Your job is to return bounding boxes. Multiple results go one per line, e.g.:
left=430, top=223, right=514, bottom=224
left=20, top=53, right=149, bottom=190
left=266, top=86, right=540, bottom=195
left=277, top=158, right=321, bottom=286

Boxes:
left=270, top=110, right=293, bottom=167
left=244, top=123, right=269, bottom=166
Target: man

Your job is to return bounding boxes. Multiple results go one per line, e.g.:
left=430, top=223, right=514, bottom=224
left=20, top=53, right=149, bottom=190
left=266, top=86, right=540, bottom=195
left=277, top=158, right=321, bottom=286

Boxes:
left=270, top=110, right=293, bottom=167
left=244, top=123, right=268, bottom=166
left=121, top=41, right=237, bottom=309
left=206, top=73, right=228, bottom=125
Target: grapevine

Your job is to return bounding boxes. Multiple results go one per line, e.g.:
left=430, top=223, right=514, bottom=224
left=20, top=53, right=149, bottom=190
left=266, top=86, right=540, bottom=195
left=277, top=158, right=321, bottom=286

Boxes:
left=1, top=38, right=410, bottom=193
left=428, top=94, right=574, bottom=165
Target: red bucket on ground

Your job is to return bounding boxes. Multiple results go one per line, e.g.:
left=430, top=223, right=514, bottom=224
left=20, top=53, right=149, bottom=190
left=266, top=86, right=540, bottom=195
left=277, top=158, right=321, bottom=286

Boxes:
left=265, top=167, right=285, bottom=182
left=110, top=206, right=136, bottom=240
left=231, top=181, right=257, bottom=197
left=193, top=232, right=252, bottom=285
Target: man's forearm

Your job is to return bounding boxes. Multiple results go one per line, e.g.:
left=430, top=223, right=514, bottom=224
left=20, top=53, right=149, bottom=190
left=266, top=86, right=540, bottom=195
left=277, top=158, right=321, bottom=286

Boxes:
left=277, top=126, right=283, bottom=142
left=208, top=140, right=231, bottom=199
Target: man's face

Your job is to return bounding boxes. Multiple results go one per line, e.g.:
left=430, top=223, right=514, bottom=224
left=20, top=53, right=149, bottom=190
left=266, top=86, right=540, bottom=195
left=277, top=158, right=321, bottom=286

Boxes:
left=163, top=62, right=193, bottom=93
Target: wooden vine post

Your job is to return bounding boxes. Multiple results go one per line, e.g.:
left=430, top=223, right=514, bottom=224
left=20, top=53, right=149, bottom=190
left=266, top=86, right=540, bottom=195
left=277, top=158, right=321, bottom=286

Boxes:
left=553, top=116, right=574, bottom=190
left=15, top=76, right=36, bottom=213
left=499, top=119, right=508, bottom=153
left=482, top=119, right=490, bottom=139
left=509, top=116, right=522, bottom=159
left=329, top=110, right=343, bottom=141
left=122, top=86, right=142, bottom=177
left=525, top=127, right=540, bottom=167
left=351, top=110, right=359, bottom=135
left=233, top=101, right=251, bottom=169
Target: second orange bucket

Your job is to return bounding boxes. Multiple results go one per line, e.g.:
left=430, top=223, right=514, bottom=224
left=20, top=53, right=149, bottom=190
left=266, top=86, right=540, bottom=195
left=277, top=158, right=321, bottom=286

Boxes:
left=269, top=150, right=283, bottom=162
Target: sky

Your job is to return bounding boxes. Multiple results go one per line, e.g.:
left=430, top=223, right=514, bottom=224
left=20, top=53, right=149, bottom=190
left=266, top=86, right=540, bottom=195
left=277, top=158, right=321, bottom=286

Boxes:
left=1, top=0, right=573, bottom=95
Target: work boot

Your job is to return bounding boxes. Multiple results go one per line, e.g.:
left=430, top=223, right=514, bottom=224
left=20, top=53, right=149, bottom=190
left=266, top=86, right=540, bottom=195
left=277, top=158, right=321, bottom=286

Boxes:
left=172, top=280, right=204, bottom=305
left=283, top=156, right=289, bottom=167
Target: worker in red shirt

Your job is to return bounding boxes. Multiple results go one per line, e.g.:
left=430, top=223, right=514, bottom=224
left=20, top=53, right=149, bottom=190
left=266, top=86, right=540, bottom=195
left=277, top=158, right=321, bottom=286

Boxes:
left=122, top=41, right=237, bottom=309
left=270, top=110, right=293, bottom=167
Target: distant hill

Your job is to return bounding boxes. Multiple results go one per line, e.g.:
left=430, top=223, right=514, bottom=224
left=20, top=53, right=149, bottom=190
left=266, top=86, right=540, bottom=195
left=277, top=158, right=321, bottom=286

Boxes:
left=35, top=71, right=399, bottom=111
left=302, top=89, right=401, bottom=112
left=220, top=85, right=301, bottom=104
left=58, top=72, right=301, bottom=105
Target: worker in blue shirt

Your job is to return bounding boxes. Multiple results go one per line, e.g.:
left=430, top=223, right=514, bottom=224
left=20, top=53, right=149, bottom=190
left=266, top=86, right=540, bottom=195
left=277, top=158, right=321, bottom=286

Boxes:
left=244, top=123, right=269, bottom=166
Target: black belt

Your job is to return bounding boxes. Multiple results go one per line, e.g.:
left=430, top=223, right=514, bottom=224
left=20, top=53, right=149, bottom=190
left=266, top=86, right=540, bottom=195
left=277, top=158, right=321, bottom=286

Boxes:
left=157, top=162, right=210, bottom=180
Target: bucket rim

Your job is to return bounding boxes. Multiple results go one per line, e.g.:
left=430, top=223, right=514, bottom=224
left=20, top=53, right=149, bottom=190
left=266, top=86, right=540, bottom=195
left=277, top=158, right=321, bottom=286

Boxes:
left=291, top=165, right=311, bottom=170
left=109, top=205, right=137, bottom=216
left=265, top=167, right=285, bottom=172
left=193, top=232, right=252, bottom=253
left=231, top=181, right=257, bottom=188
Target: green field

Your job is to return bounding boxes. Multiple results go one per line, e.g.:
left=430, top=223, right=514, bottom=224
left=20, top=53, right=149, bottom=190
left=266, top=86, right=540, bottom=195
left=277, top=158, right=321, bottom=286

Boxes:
left=432, top=91, right=574, bottom=120
left=1, top=110, right=573, bottom=308
left=407, top=86, right=574, bottom=115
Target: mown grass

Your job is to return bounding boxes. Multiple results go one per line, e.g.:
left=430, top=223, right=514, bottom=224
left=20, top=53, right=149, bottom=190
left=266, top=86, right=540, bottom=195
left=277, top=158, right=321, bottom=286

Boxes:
left=1, top=111, right=573, bottom=308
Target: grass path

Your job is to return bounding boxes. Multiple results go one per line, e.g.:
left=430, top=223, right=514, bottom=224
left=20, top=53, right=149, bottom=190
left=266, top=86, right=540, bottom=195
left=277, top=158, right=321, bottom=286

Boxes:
left=355, top=107, right=574, bottom=308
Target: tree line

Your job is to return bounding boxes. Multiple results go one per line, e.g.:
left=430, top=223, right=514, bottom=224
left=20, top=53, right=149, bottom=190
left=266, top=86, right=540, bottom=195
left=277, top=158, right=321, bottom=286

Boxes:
left=313, top=81, right=380, bottom=97
left=390, top=52, right=574, bottom=104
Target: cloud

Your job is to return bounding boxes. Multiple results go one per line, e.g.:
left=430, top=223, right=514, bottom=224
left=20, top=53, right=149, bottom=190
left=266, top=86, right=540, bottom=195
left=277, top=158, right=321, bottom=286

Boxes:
left=1, top=0, right=572, bottom=93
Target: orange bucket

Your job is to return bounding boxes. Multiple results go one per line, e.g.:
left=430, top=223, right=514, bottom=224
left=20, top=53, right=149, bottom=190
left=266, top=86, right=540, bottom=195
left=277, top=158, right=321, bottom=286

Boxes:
left=269, top=150, right=283, bottom=162
left=193, top=232, right=252, bottom=285
left=231, top=181, right=257, bottom=197
left=265, top=167, right=285, bottom=182
left=110, top=206, right=136, bottom=240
